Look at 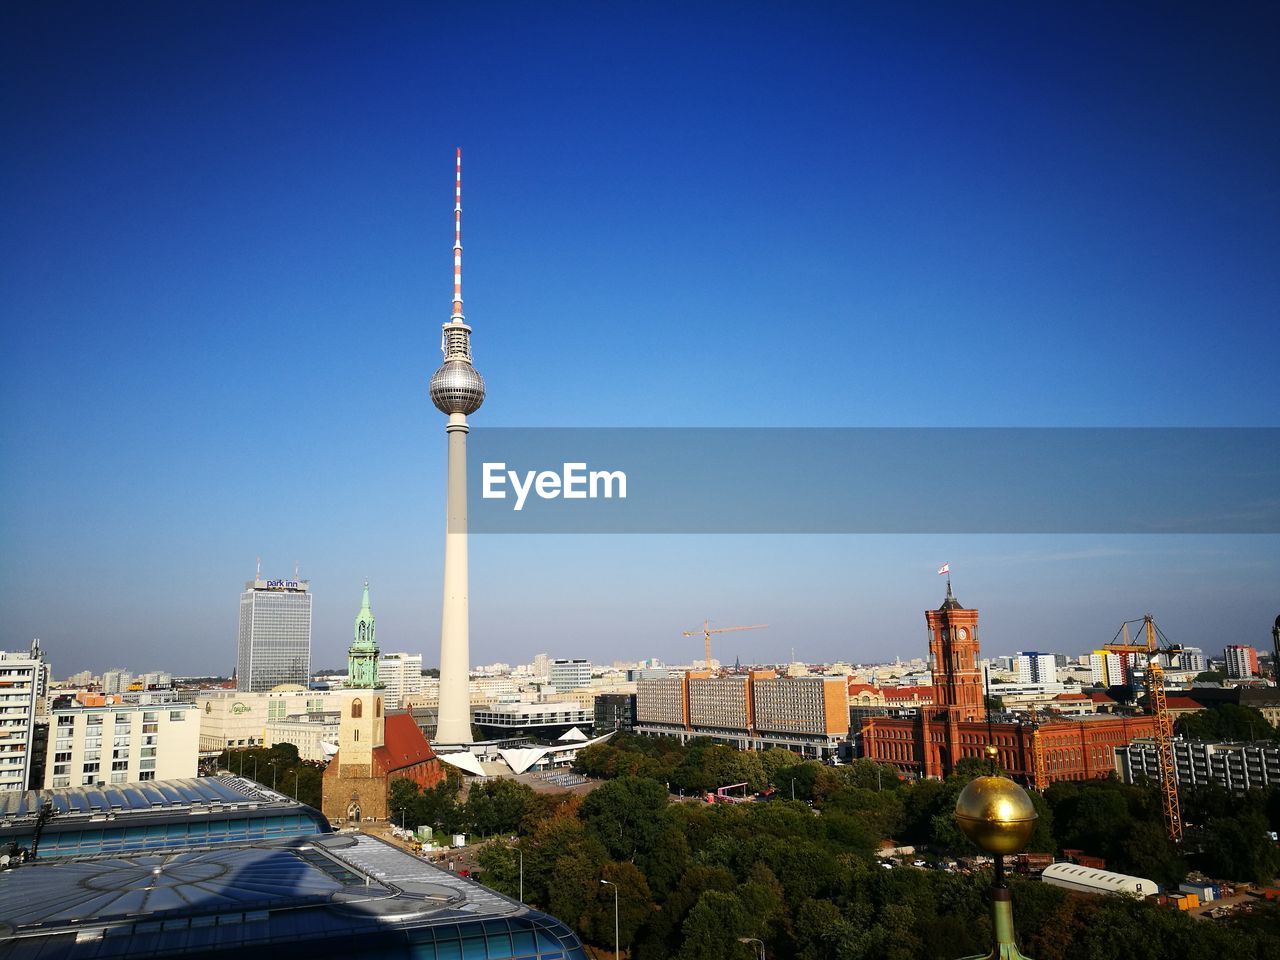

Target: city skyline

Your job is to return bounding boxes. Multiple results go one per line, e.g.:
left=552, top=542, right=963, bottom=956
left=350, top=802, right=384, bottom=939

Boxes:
left=3, top=4, right=1277, bottom=673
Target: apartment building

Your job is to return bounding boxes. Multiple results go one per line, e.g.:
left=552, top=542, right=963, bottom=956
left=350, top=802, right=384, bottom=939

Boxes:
left=45, top=702, right=199, bottom=787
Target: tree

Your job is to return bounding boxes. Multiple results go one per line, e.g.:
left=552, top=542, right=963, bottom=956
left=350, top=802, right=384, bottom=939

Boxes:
left=676, top=890, right=752, bottom=960
left=580, top=776, right=669, bottom=860
left=1175, top=703, right=1277, bottom=742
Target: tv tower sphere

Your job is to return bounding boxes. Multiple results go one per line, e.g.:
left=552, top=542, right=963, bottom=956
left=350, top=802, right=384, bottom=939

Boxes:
left=430, top=358, right=485, bottom=415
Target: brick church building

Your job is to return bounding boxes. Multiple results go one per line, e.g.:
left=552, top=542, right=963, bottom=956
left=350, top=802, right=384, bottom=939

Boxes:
left=860, top=582, right=1154, bottom=787
left=321, top=690, right=446, bottom=823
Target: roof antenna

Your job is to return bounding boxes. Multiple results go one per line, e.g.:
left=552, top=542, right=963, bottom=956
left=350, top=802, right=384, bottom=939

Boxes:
left=256, top=557, right=261, bottom=578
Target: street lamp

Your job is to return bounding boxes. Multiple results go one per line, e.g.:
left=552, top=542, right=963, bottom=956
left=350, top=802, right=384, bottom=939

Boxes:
left=790, top=778, right=795, bottom=801
left=515, top=845, right=524, bottom=904
left=600, top=879, right=618, bottom=960
left=738, top=937, right=765, bottom=960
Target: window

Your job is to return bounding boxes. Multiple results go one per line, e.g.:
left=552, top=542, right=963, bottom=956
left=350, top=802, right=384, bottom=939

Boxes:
left=351, top=699, right=363, bottom=719
left=110, top=772, right=127, bottom=784
left=57, top=715, right=75, bottom=727
left=54, top=751, right=72, bottom=763
left=142, top=723, right=158, bottom=734
left=53, top=776, right=71, bottom=787
left=112, top=760, right=129, bottom=771
left=82, top=762, right=100, bottom=774
left=169, top=711, right=185, bottom=722
left=139, top=771, right=156, bottom=781
left=142, top=712, right=157, bottom=723
left=114, top=713, right=130, bottom=724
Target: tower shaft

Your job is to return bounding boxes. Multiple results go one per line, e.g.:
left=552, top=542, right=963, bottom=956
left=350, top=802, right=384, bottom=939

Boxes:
left=436, top=412, right=473, bottom=742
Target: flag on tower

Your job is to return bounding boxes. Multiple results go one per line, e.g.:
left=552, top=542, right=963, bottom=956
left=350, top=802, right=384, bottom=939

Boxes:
left=938, top=563, right=950, bottom=576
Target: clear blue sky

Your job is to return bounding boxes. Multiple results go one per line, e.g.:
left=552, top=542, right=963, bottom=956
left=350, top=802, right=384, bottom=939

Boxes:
left=2, top=2, right=1277, bottom=675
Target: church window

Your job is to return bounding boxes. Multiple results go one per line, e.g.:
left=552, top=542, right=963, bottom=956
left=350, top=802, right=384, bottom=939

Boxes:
left=375, top=698, right=382, bottom=717
left=354, top=729, right=359, bottom=741
left=352, top=698, right=363, bottom=718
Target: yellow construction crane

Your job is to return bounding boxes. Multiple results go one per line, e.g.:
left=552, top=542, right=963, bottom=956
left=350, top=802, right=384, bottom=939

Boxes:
left=1103, top=615, right=1183, bottom=842
left=682, top=620, right=768, bottom=670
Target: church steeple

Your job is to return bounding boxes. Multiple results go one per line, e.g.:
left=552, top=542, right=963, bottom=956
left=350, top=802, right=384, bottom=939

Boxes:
left=347, top=580, right=381, bottom=688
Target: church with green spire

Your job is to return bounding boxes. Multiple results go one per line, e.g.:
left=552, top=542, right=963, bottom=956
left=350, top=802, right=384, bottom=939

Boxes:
left=347, top=580, right=381, bottom=688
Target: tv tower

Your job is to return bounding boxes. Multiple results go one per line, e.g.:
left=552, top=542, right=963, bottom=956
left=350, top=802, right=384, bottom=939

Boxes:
left=429, top=149, right=485, bottom=744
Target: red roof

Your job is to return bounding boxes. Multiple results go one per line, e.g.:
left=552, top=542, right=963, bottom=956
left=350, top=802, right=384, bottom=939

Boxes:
left=1164, top=697, right=1202, bottom=711
left=883, top=686, right=935, bottom=701
left=373, top=713, right=440, bottom=775
left=848, top=682, right=879, bottom=696
left=1053, top=692, right=1089, bottom=701
left=1087, top=691, right=1116, bottom=703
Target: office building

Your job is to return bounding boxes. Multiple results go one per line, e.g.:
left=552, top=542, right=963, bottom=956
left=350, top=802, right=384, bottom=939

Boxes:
left=236, top=572, right=312, bottom=692
left=594, top=693, right=637, bottom=734
left=549, top=658, right=591, bottom=692
left=45, top=702, right=199, bottom=788
left=859, top=584, right=1154, bottom=786
left=378, top=652, right=425, bottom=709
left=2, top=823, right=587, bottom=960
left=1225, top=645, right=1260, bottom=679
left=1014, top=652, right=1058, bottom=685
left=472, top=700, right=595, bottom=741
left=196, top=688, right=345, bottom=753
left=430, top=151, right=486, bottom=746
left=0, top=642, right=47, bottom=792
left=635, top=671, right=849, bottom=757
left=1120, top=738, right=1280, bottom=792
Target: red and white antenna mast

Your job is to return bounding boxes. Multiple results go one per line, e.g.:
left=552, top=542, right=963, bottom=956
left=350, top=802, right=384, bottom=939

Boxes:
left=451, top=148, right=463, bottom=322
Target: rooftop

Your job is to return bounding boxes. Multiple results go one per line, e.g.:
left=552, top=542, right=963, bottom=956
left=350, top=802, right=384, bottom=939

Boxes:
left=0, top=833, right=587, bottom=958
left=0, top=776, right=293, bottom=827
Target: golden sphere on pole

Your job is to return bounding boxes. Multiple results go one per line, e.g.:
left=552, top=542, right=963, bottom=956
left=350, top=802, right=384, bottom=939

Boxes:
left=954, top=776, right=1038, bottom=855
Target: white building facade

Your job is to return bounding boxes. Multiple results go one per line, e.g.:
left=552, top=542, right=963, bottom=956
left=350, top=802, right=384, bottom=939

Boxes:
left=196, top=688, right=344, bottom=753
left=1014, top=652, right=1058, bottom=685
left=549, top=659, right=591, bottom=692
left=46, top=702, right=199, bottom=788
left=0, top=644, right=48, bottom=792
left=377, top=653, right=424, bottom=710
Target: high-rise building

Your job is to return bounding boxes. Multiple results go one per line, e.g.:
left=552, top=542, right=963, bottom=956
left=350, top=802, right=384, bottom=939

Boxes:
left=0, top=641, right=48, bottom=792
left=236, top=572, right=312, bottom=692
left=531, top=653, right=550, bottom=679
left=1014, top=652, right=1058, bottom=685
left=429, top=150, right=486, bottom=746
left=1225, top=645, right=1259, bottom=679
left=1177, top=646, right=1207, bottom=673
left=549, top=658, right=591, bottom=692
left=378, top=653, right=424, bottom=710
left=101, top=669, right=132, bottom=695
left=347, top=581, right=380, bottom=689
